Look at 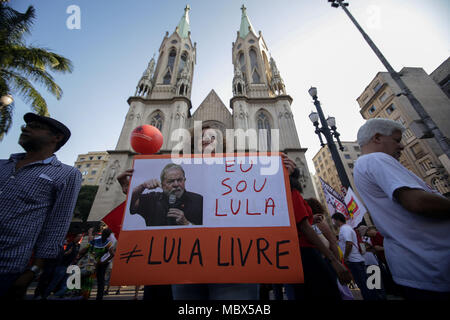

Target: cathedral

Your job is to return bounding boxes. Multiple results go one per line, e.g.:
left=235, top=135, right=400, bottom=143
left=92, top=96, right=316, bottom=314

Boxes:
left=88, top=5, right=314, bottom=221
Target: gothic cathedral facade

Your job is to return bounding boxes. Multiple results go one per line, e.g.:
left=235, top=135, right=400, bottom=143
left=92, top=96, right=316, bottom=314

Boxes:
left=88, top=6, right=315, bottom=221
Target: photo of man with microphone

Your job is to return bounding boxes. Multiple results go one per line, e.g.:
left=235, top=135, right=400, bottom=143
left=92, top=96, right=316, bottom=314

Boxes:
left=129, top=163, right=203, bottom=226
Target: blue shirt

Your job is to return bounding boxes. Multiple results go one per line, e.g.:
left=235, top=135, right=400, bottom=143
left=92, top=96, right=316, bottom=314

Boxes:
left=0, top=153, right=82, bottom=274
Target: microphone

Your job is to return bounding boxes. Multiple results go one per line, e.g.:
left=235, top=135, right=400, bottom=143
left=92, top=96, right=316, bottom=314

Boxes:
left=167, top=192, right=177, bottom=225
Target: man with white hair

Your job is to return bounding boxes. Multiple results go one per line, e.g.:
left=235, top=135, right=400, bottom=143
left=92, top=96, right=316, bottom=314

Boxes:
left=353, top=118, right=450, bottom=300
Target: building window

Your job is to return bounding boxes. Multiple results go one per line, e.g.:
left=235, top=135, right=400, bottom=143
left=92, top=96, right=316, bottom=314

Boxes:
left=256, top=111, right=271, bottom=150
left=97, top=156, right=102, bottom=160
left=386, top=103, right=396, bottom=115
left=77, top=165, right=81, bottom=168
left=379, top=92, right=388, bottom=103
left=373, top=81, right=382, bottom=93
left=249, top=49, right=260, bottom=83
left=344, top=154, right=351, bottom=159
left=410, top=143, right=425, bottom=159
left=419, top=159, right=434, bottom=172
left=150, top=111, right=164, bottom=131
left=91, top=170, right=97, bottom=175
left=395, top=116, right=406, bottom=126
left=432, top=177, right=447, bottom=194
left=86, top=164, right=90, bottom=168
left=368, top=105, right=376, bottom=115
left=163, top=49, right=177, bottom=84
left=353, top=146, right=360, bottom=152
left=239, top=52, right=246, bottom=76
left=348, top=163, right=354, bottom=169
left=178, top=51, right=188, bottom=73
left=82, top=171, right=88, bottom=176
left=403, top=128, right=414, bottom=140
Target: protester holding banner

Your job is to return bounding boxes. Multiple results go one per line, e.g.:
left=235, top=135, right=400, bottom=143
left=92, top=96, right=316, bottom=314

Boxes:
left=285, top=171, right=352, bottom=300
left=115, top=125, right=307, bottom=300
left=306, top=198, right=340, bottom=260
left=354, top=118, right=450, bottom=300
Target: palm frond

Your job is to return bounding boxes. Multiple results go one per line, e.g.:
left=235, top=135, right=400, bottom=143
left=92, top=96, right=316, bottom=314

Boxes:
left=2, top=50, right=64, bottom=99
left=4, top=70, right=49, bottom=116
left=0, top=102, right=13, bottom=141
left=0, top=5, right=35, bottom=45
left=2, top=45, right=73, bottom=74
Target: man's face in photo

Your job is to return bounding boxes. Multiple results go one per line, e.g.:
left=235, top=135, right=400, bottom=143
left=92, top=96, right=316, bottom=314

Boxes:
left=161, top=168, right=186, bottom=198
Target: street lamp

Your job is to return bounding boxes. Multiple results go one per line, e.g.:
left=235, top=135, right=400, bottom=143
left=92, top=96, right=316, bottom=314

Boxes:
left=328, top=0, right=450, bottom=160
left=308, top=87, right=351, bottom=189
left=0, top=94, right=13, bottom=109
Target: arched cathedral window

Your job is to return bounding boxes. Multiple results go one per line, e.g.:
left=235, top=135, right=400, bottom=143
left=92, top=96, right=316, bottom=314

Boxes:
left=249, top=49, right=260, bottom=83
left=179, top=51, right=188, bottom=73
left=239, top=52, right=246, bottom=77
left=150, top=111, right=164, bottom=131
left=257, top=110, right=272, bottom=150
left=163, top=49, right=177, bottom=84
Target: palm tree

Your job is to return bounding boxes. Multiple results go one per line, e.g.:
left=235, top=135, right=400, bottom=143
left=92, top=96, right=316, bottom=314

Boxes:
left=0, top=3, right=73, bottom=140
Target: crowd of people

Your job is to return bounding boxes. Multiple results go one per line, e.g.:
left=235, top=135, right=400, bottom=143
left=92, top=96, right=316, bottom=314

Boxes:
left=0, top=113, right=449, bottom=301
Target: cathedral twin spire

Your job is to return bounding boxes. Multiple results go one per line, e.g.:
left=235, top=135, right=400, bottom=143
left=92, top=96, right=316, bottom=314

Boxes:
left=134, top=5, right=285, bottom=99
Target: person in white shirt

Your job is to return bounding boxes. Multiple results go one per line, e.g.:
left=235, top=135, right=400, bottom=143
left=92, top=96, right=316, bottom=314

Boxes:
left=353, top=118, right=450, bottom=300
left=332, top=212, right=379, bottom=300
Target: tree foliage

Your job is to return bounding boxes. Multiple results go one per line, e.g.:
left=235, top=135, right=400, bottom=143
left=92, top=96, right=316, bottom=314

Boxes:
left=0, top=3, right=73, bottom=140
left=73, top=185, right=99, bottom=222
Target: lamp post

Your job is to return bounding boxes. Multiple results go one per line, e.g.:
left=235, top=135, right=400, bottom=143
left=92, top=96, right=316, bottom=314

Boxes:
left=0, top=94, right=13, bottom=109
left=308, top=87, right=351, bottom=189
left=328, top=0, right=450, bottom=160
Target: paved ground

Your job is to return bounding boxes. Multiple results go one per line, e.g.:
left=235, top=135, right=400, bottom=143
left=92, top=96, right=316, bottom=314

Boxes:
left=26, top=282, right=372, bottom=301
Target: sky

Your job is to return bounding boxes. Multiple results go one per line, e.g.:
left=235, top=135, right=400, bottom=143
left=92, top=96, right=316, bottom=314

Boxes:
left=2, top=0, right=449, bottom=175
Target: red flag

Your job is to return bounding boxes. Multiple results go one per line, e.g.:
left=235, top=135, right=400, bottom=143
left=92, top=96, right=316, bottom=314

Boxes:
left=102, top=201, right=126, bottom=239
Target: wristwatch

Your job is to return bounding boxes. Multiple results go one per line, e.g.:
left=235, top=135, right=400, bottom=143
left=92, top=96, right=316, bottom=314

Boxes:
left=29, top=265, right=43, bottom=279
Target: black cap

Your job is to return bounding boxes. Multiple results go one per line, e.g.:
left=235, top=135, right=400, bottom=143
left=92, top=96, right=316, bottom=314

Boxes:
left=23, top=113, right=71, bottom=149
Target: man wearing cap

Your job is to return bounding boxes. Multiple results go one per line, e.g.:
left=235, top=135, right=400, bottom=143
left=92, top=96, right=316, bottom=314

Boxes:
left=354, top=118, right=450, bottom=300
left=0, top=113, right=82, bottom=299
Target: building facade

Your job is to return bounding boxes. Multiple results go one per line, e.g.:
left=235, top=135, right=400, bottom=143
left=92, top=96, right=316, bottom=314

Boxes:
left=312, top=141, right=361, bottom=209
left=88, top=6, right=314, bottom=221
left=74, top=151, right=110, bottom=186
left=356, top=66, right=450, bottom=196
left=430, top=56, right=450, bottom=99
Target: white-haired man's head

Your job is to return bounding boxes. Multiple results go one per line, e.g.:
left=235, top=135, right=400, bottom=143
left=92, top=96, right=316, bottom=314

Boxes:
left=357, top=118, right=406, bottom=160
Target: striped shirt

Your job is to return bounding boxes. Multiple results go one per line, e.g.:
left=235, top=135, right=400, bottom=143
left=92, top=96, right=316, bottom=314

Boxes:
left=0, top=153, right=82, bottom=274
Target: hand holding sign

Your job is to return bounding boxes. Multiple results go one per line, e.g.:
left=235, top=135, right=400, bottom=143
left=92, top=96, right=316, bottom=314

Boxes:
left=117, top=169, right=134, bottom=194
left=281, top=153, right=296, bottom=175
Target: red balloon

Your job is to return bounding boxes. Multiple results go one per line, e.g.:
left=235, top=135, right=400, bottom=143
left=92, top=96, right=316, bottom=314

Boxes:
left=130, top=125, right=163, bottom=154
